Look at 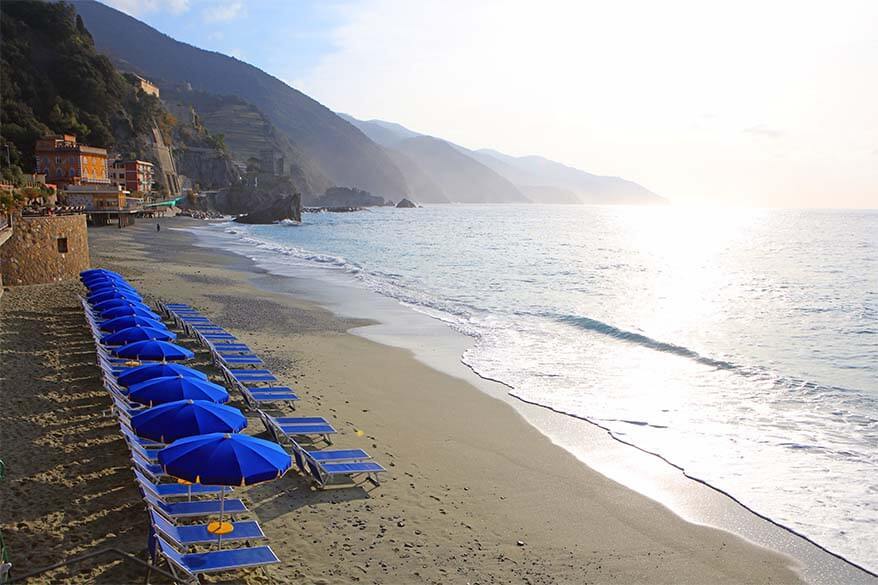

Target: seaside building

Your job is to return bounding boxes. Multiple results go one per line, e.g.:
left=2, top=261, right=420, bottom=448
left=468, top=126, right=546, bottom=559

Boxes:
left=132, top=74, right=160, bottom=98
left=64, top=184, right=142, bottom=227
left=111, top=159, right=155, bottom=195
left=34, top=135, right=109, bottom=189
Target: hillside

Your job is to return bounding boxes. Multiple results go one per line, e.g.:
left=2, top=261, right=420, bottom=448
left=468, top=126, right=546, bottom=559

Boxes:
left=475, top=150, right=664, bottom=205
left=0, top=1, right=167, bottom=177
left=162, top=86, right=331, bottom=199
left=73, top=0, right=409, bottom=200
left=344, top=115, right=664, bottom=205
left=395, top=137, right=529, bottom=204
left=384, top=149, right=449, bottom=204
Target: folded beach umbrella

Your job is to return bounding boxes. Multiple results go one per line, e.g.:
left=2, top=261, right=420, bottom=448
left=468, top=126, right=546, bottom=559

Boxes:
left=100, top=305, right=162, bottom=321
left=113, top=340, right=195, bottom=362
left=131, top=400, right=247, bottom=443
left=101, top=326, right=177, bottom=346
left=116, top=363, right=208, bottom=387
left=128, top=375, right=229, bottom=406
left=158, top=432, right=291, bottom=546
left=99, top=315, right=168, bottom=333
left=88, top=290, right=143, bottom=304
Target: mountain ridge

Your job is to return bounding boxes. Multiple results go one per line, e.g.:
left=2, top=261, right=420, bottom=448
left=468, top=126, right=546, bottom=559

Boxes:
left=73, top=0, right=409, bottom=199
left=344, top=115, right=665, bottom=205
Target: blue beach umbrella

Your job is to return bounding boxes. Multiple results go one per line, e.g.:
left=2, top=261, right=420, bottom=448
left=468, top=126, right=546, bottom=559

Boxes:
left=113, top=340, right=195, bottom=362
left=101, top=326, right=177, bottom=346
left=158, top=432, right=291, bottom=546
left=83, top=277, right=128, bottom=288
left=100, top=316, right=167, bottom=333
left=81, top=268, right=122, bottom=279
left=101, top=305, right=162, bottom=321
left=131, top=400, right=247, bottom=443
left=92, top=298, right=153, bottom=312
left=116, top=363, right=208, bottom=387
left=158, top=432, right=291, bottom=486
left=87, top=282, right=138, bottom=295
left=88, top=290, right=143, bottom=304
left=82, top=271, right=125, bottom=282
left=79, top=268, right=119, bottom=278
left=128, top=375, right=229, bottom=406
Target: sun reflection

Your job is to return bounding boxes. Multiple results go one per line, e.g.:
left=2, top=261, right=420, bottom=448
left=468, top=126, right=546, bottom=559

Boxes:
left=606, top=206, right=769, bottom=344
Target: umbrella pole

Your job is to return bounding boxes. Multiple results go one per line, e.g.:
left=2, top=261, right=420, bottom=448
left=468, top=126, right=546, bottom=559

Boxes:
left=217, top=490, right=225, bottom=550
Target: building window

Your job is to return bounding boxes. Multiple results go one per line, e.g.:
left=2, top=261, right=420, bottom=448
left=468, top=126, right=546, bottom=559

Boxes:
left=57, top=237, right=68, bottom=253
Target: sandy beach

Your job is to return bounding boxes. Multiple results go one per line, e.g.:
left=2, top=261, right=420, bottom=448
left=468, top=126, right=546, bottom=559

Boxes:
left=0, top=219, right=815, bottom=584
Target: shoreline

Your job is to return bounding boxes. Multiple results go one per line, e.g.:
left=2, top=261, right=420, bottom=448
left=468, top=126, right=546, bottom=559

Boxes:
left=180, top=216, right=877, bottom=583
left=0, top=217, right=867, bottom=583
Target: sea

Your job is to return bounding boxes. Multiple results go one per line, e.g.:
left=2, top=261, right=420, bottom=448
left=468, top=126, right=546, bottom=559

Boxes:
left=191, top=204, right=877, bottom=572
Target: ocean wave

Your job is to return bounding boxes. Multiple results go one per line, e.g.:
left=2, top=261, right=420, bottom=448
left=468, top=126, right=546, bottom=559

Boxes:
left=554, top=313, right=738, bottom=369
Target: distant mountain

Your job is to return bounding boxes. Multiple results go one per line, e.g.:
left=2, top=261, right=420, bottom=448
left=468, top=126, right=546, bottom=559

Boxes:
left=342, top=116, right=525, bottom=204
left=394, top=137, right=529, bottom=204
left=338, top=114, right=420, bottom=146
left=474, top=149, right=664, bottom=205
left=344, top=115, right=664, bottom=205
left=73, top=0, right=408, bottom=199
left=383, top=148, right=449, bottom=204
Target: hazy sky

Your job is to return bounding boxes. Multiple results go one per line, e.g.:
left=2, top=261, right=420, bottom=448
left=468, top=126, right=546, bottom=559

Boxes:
left=103, top=0, right=877, bottom=208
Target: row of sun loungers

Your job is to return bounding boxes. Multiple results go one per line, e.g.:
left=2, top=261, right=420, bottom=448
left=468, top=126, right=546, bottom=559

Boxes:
left=79, top=271, right=280, bottom=584
left=160, top=302, right=386, bottom=488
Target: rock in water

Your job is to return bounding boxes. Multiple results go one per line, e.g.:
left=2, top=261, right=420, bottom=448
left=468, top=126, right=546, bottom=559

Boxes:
left=234, top=193, right=302, bottom=224
left=396, top=198, right=418, bottom=208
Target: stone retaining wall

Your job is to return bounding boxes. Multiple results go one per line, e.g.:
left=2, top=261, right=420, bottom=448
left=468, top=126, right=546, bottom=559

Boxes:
left=0, top=214, right=90, bottom=286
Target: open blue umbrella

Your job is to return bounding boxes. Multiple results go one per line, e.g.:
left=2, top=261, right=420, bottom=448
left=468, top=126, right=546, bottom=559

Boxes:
left=113, top=340, right=195, bottom=362
left=87, top=282, right=138, bottom=295
left=158, top=432, right=291, bottom=546
left=88, top=290, right=143, bottom=304
left=116, top=363, right=208, bottom=387
left=81, top=268, right=122, bottom=279
left=92, top=298, right=153, bottom=312
left=159, top=432, right=291, bottom=486
left=128, top=375, right=228, bottom=406
left=101, top=305, right=162, bottom=321
left=83, top=274, right=130, bottom=287
left=79, top=268, right=119, bottom=277
left=131, top=400, right=247, bottom=443
left=101, top=326, right=177, bottom=346
left=100, top=316, right=168, bottom=333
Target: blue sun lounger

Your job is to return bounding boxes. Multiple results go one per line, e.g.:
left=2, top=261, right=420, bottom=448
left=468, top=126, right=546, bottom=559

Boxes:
left=143, top=491, right=247, bottom=519
left=200, top=333, right=237, bottom=341
left=287, top=442, right=385, bottom=488
left=213, top=345, right=253, bottom=355
left=220, top=355, right=264, bottom=366
left=149, top=510, right=265, bottom=548
left=243, top=386, right=299, bottom=407
left=154, top=534, right=279, bottom=583
left=130, top=450, right=166, bottom=482
left=261, top=414, right=335, bottom=444
left=134, top=469, right=229, bottom=500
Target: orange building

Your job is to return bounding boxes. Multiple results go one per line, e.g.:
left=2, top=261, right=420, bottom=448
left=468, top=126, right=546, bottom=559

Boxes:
left=34, top=135, right=109, bottom=189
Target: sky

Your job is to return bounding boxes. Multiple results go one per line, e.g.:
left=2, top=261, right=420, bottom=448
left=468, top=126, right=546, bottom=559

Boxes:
left=102, top=0, right=878, bottom=208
